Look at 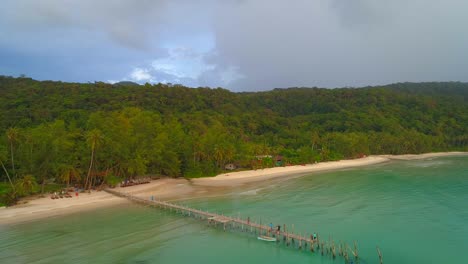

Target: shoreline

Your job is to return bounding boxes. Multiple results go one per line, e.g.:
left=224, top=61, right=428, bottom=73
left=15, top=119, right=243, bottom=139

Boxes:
left=194, top=151, right=467, bottom=186
left=380, top=151, right=467, bottom=160
left=1, top=151, right=466, bottom=225
left=0, top=191, right=127, bottom=225
left=192, top=155, right=388, bottom=186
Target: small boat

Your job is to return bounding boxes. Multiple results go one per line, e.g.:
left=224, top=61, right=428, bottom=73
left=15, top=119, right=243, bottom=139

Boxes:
left=257, top=235, right=277, bottom=242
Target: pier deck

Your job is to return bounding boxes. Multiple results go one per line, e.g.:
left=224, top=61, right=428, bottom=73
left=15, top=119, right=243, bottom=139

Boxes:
left=105, top=188, right=379, bottom=263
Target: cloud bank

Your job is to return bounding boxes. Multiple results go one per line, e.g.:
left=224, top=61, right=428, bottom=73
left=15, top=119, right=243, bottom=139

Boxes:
left=1, top=0, right=468, bottom=91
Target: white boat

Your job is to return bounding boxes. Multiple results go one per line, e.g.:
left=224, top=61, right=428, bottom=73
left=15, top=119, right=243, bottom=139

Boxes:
left=257, top=235, right=277, bottom=242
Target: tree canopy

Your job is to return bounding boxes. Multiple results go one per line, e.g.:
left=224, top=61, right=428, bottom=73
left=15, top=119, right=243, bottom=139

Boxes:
left=0, top=76, right=467, bottom=200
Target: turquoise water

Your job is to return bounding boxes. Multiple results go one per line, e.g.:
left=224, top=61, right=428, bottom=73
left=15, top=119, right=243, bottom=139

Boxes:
left=1, top=156, right=467, bottom=263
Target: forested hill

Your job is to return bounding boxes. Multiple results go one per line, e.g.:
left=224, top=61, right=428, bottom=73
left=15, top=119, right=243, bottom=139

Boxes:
left=377, top=82, right=468, bottom=99
left=0, top=76, right=467, bottom=185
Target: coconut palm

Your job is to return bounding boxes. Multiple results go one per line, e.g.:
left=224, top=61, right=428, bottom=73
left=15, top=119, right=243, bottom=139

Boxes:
left=15, top=175, right=38, bottom=196
left=6, top=127, right=19, bottom=179
left=0, top=145, right=15, bottom=192
left=84, top=129, right=104, bottom=190
left=58, top=165, right=80, bottom=188
left=213, top=144, right=224, bottom=169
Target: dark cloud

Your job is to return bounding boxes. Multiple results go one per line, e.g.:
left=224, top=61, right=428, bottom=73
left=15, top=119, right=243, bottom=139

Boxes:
left=1, top=0, right=168, bottom=50
left=1, top=0, right=468, bottom=90
left=330, top=0, right=396, bottom=28
left=208, top=0, right=468, bottom=90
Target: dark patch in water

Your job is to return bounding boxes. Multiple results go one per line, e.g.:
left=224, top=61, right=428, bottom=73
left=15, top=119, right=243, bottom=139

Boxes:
left=44, top=229, right=69, bottom=239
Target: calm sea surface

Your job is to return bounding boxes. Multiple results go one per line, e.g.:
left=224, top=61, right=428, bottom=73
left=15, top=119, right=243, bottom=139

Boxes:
left=1, top=156, right=467, bottom=264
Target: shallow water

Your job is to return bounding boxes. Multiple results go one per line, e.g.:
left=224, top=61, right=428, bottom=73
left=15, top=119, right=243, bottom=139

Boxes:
left=1, top=156, right=467, bottom=264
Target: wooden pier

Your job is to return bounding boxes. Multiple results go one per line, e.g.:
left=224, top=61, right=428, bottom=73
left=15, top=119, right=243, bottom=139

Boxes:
left=106, top=189, right=381, bottom=263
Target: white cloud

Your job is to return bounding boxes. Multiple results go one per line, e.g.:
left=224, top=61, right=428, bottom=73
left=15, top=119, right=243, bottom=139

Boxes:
left=151, top=47, right=215, bottom=80
left=152, top=63, right=181, bottom=78
left=116, top=45, right=244, bottom=87
left=130, top=68, right=153, bottom=82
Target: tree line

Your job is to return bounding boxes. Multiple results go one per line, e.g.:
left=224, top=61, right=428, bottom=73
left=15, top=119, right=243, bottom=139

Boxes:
left=0, top=76, right=467, bottom=204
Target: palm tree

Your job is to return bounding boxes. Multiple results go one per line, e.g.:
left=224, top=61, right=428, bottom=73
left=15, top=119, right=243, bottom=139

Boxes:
left=85, top=129, right=103, bottom=190
left=58, top=165, right=80, bottom=189
left=0, top=146, right=15, bottom=192
left=213, top=145, right=224, bottom=169
left=22, top=133, right=35, bottom=174
left=0, top=160, right=14, bottom=190
left=15, top=175, right=38, bottom=196
left=6, top=127, right=19, bottom=179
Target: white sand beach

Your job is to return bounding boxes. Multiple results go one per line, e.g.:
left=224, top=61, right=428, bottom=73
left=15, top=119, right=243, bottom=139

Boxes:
left=0, top=190, right=126, bottom=225
left=1, top=152, right=466, bottom=225
left=381, top=151, right=467, bottom=160
left=193, top=155, right=388, bottom=186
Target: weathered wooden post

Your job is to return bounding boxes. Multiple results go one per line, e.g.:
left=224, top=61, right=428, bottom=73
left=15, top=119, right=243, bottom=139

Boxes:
left=310, top=237, right=315, bottom=252
left=353, top=240, right=359, bottom=260
left=344, top=249, right=349, bottom=263
left=377, top=246, right=383, bottom=264
left=332, top=241, right=336, bottom=259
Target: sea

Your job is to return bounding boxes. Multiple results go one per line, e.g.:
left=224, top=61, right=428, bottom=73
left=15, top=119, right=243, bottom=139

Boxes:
left=1, top=155, right=467, bottom=264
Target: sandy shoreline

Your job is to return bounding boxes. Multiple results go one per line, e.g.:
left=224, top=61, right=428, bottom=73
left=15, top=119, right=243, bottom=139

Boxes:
left=0, top=191, right=126, bottom=225
left=380, top=151, right=467, bottom=160
left=1, top=151, right=466, bottom=225
left=192, top=156, right=388, bottom=186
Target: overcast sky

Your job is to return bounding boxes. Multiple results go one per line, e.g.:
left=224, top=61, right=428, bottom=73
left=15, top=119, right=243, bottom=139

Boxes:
left=1, top=0, right=468, bottom=91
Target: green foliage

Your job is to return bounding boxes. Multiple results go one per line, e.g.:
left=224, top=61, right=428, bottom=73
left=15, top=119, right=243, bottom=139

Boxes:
left=0, top=188, right=17, bottom=207
left=0, top=180, right=63, bottom=206
left=15, top=175, right=38, bottom=196
left=105, top=174, right=122, bottom=188
left=0, top=182, right=11, bottom=207
left=0, top=182, right=9, bottom=194
left=36, top=183, right=64, bottom=194
left=0, top=76, right=466, bottom=187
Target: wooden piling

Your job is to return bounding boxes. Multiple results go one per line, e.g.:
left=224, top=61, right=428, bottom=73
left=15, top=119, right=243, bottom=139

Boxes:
left=105, top=189, right=370, bottom=263
left=331, top=245, right=334, bottom=257
left=377, top=246, right=383, bottom=264
left=353, top=240, right=359, bottom=260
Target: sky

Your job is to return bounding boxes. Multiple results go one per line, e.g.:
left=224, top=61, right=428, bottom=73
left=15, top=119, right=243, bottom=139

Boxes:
left=1, top=0, right=468, bottom=91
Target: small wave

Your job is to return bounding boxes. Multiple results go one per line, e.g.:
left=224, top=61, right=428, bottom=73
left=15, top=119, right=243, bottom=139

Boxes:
left=409, top=160, right=450, bottom=168
left=238, top=188, right=262, bottom=196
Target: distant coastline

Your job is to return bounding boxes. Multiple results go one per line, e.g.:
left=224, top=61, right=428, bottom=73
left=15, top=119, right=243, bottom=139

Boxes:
left=193, top=152, right=468, bottom=186
left=1, top=151, right=466, bottom=225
